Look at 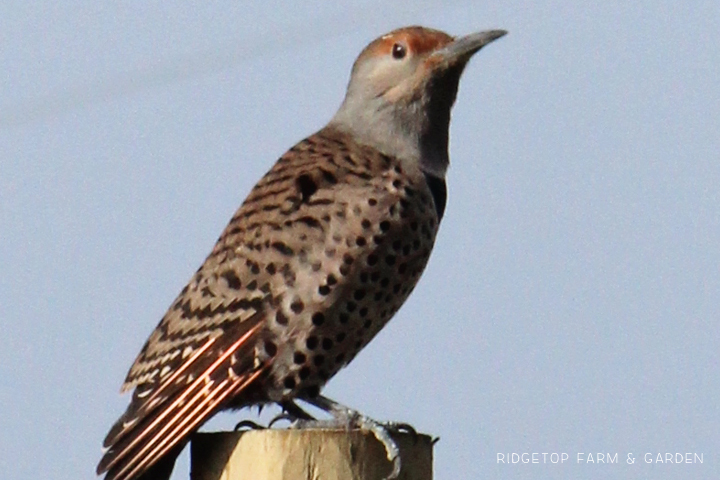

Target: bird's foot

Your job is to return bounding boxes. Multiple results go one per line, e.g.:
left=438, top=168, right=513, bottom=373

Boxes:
left=234, top=400, right=317, bottom=430
left=296, top=395, right=403, bottom=480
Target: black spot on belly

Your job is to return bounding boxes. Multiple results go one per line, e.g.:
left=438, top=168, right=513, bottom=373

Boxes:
left=311, top=312, right=325, bottom=326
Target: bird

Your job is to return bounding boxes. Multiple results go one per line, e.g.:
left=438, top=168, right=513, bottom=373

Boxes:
left=97, top=25, right=506, bottom=480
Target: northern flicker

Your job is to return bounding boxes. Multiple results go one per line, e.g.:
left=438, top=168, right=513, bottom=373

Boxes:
left=97, top=25, right=506, bottom=480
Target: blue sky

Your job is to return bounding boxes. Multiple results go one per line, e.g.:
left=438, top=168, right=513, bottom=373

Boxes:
left=1, top=2, right=718, bottom=479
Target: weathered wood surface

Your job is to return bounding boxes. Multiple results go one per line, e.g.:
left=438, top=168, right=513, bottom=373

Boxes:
left=191, top=429, right=434, bottom=480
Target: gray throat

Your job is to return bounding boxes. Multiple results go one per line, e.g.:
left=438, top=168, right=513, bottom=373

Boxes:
left=329, top=93, right=452, bottom=178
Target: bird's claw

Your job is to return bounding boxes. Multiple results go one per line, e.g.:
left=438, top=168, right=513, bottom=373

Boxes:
left=233, top=419, right=266, bottom=431
left=268, top=413, right=295, bottom=428
left=383, top=421, right=419, bottom=444
left=357, top=414, right=402, bottom=480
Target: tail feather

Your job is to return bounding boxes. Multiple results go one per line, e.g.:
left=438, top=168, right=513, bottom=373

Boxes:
left=102, top=337, right=219, bottom=450
left=98, top=320, right=266, bottom=480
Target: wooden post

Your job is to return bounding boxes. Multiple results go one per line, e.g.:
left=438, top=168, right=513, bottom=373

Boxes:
left=190, top=428, right=434, bottom=480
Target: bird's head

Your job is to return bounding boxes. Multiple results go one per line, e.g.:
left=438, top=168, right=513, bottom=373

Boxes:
left=330, top=26, right=506, bottom=177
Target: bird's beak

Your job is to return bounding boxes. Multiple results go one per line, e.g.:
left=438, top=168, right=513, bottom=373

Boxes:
left=430, top=29, right=507, bottom=68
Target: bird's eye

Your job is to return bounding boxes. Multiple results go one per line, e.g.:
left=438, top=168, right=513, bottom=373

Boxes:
left=391, top=43, right=407, bottom=60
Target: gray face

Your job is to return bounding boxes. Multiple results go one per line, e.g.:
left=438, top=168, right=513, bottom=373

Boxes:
left=330, top=27, right=507, bottom=177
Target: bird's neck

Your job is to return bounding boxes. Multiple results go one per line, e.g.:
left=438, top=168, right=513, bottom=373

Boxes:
left=329, top=96, right=450, bottom=178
